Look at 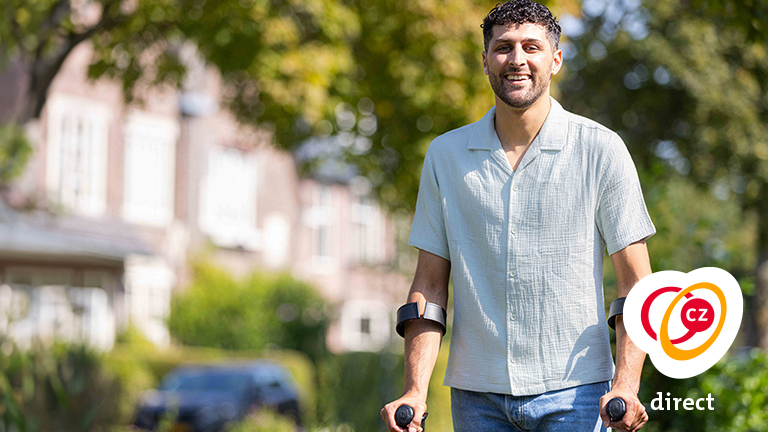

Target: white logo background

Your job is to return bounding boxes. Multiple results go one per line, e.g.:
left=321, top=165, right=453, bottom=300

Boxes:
left=623, top=267, right=743, bottom=379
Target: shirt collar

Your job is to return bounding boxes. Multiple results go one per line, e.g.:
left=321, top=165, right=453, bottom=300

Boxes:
left=467, top=96, right=569, bottom=152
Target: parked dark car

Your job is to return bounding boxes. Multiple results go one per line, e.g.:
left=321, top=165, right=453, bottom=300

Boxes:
left=133, top=361, right=301, bottom=431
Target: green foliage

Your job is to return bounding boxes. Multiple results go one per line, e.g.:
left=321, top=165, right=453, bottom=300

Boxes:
left=261, top=274, right=329, bottom=362
left=0, top=124, right=32, bottom=185
left=167, top=262, right=269, bottom=351
left=642, top=177, right=756, bottom=275
left=560, top=0, right=768, bottom=208
left=168, top=262, right=329, bottom=362
left=226, top=410, right=296, bottom=432
left=639, top=350, right=768, bottom=432
left=2, top=0, right=583, bottom=213
left=315, top=344, right=452, bottom=432
left=316, top=351, right=402, bottom=431
left=0, top=341, right=122, bottom=432
left=561, top=0, right=768, bottom=221
left=334, top=0, right=492, bottom=211
left=561, top=0, right=768, bottom=345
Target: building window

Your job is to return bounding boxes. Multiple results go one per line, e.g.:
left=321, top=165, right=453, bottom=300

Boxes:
left=46, top=94, right=110, bottom=216
left=122, top=112, right=178, bottom=226
left=360, top=317, right=371, bottom=335
left=340, top=300, right=391, bottom=351
left=313, top=186, right=331, bottom=259
left=305, top=184, right=336, bottom=272
left=351, top=195, right=384, bottom=264
left=199, top=146, right=260, bottom=250
left=1, top=267, right=115, bottom=351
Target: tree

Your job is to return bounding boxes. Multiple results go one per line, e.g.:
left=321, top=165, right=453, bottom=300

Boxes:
left=558, top=0, right=768, bottom=346
left=294, top=0, right=581, bottom=211
left=1, top=0, right=585, bottom=205
left=0, top=0, right=358, bottom=126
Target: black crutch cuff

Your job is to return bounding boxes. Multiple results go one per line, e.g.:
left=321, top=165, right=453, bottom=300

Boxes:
left=608, top=297, right=626, bottom=330
left=396, top=301, right=447, bottom=338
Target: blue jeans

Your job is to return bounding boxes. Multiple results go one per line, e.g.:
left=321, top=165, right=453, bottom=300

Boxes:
left=451, top=381, right=610, bottom=432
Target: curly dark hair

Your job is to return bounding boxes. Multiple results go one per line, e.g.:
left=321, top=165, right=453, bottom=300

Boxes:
left=481, top=0, right=562, bottom=51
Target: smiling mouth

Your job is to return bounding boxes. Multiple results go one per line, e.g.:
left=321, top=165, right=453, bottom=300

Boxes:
left=504, top=73, right=531, bottom=83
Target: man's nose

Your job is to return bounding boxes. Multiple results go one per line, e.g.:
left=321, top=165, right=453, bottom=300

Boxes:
left=510, top=46, right=526, bottom=66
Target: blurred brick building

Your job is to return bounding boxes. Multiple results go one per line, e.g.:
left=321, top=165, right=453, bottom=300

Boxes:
left=0, top=40, right=411, bottom=353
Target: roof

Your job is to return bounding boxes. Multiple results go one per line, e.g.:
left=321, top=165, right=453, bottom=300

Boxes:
left=0, top=199, right=152, bottom=265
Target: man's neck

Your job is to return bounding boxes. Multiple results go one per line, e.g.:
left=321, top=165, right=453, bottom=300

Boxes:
left=494, top=94, right=552, bottom=151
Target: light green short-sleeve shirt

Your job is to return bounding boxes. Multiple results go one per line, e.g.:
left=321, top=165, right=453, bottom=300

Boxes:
left=408, top=97, right=656, bottom=396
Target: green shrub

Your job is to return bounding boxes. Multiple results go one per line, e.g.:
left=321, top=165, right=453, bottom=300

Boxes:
left=315, top=345, right=452, bottom=432
left=168, top=262, right=329, bottom=362
left=226, top=410, right=296, bottom=432
left=639, top=349, right=768, bottom=432
left=168, top=262, right=269, bottom=350
left=0, top=341, right=122, bottom=431
left=316, top=351, right=402, bottom=431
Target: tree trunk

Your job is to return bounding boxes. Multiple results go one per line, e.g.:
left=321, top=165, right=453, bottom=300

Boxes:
left=14, top=49, right=75, bottom=126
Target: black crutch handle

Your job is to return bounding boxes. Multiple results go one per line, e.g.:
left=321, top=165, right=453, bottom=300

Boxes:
left=607, top=397, right=627, bottom=423
left=394, top=404, right=428, bottom=430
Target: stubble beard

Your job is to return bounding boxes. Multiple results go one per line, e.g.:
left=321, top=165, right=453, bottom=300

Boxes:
left=489, top=69, right=549, bottom=110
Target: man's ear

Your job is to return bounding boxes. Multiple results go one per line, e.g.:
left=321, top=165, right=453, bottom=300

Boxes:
left=552, top=48, right=563, bottom=75
left=482, top=51, right=489, bottom=75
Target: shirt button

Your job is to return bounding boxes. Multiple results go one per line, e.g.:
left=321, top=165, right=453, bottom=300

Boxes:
left=510, top=313, right=517, bottom=321
left=510, top=357, right=516, bottom=363
left=513, top=185, right=518, bottom=191
left=511, top=227, right=517, bottom=234
left=509, top=270, right=516, bottom=277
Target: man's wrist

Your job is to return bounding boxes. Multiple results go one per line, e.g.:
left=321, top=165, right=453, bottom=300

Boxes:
left=402, top=388, right=428, bottom=401
left=610, top=378, right=640, bottom=395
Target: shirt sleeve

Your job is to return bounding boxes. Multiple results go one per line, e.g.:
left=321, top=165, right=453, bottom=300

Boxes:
left=596, top=133, right=656, bottom=255
left=408, top=144, right=451, bottom=261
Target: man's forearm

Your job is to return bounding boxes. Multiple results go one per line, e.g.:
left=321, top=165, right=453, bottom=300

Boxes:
left=398, top=250, right=450, bottom=400
left=610, top=241, right=652, bottom=393
left=612, top=315, right=646, bottom=393
left=403, top=318, right=444, bottom=398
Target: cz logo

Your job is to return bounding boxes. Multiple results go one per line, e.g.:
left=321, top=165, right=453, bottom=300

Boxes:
left=623, top=268, right=743, bottom=378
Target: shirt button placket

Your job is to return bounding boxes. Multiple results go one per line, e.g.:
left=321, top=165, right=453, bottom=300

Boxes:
left=507, top=177, right=520, bottom=382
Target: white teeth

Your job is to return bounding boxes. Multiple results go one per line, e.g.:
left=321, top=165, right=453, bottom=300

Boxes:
left=505, top=74, right=530, bottom=81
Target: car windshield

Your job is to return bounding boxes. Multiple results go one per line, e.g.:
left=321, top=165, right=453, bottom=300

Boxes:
left=160, top=370, right=252, bottom=393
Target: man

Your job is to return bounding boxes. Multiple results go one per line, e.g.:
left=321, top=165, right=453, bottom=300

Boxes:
left=380, top=1, right=654, bottom=431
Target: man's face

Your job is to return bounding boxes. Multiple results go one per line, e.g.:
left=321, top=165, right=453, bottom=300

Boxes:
left=482, top=23, right=562, bottom=110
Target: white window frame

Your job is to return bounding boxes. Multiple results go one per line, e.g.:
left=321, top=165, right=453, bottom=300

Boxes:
left=122, top=112, right=178, bottom=226
left=313, top=186, right=332, bottom=260
left=46, top=93, right=111, bottom=217
left=351, top=194, right=385, bottom=264
left=198, top=145, right=260, bottom=250
left=304, top=184, right=337, bottom=272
